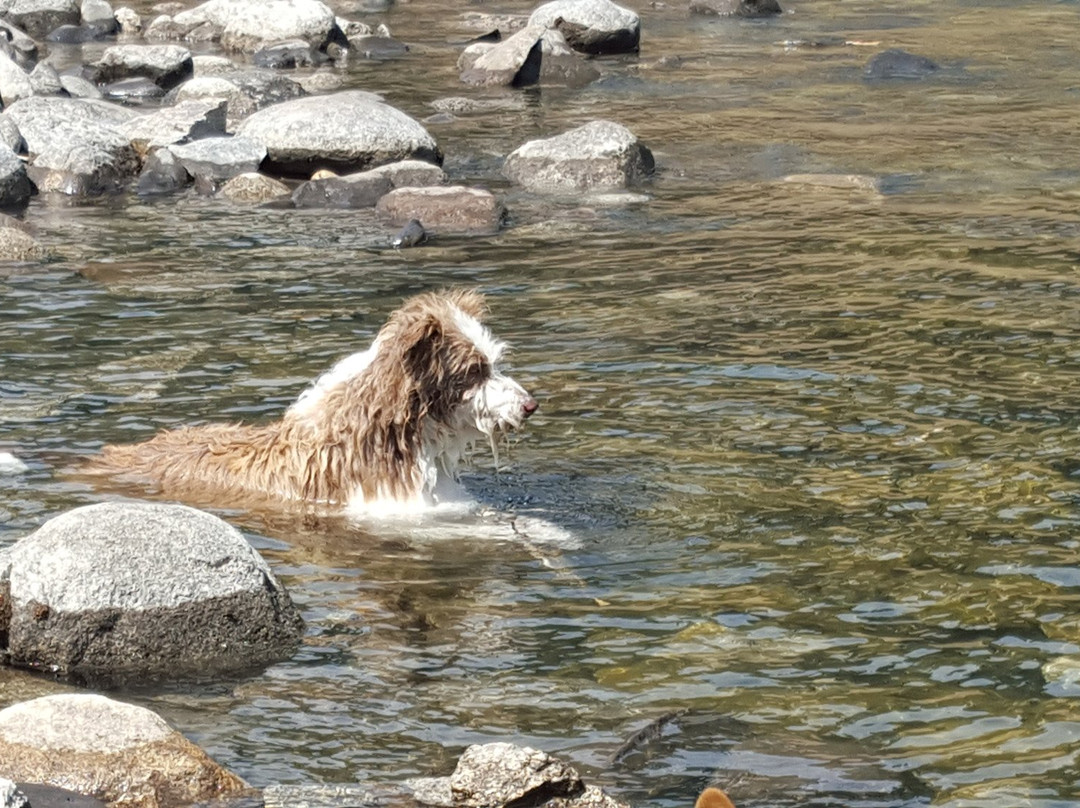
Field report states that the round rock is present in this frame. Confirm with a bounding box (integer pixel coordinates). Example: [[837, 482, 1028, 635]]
[[0, 694, 247, 808], [527, 0, 639, 55], [502, 120, 654, 192], [236, 90, 441, 176], [0, 501, 303, 679]]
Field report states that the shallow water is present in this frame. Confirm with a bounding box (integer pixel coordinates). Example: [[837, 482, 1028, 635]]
[[5, 1, 1080, 806]]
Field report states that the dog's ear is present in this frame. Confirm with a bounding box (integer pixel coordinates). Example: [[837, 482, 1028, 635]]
[[401, 312, 445, 377]]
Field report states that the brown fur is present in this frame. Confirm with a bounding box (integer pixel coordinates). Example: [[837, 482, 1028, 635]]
[[694, 787, 736, 808], [83, 289, 496, 509]]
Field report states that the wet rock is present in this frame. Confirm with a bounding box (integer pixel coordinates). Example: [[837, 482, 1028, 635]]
[[103, 76, 166, 102], [167, 0, 341, 53], [3, 0, 80, 40], [6, 96, 140, 195], [0, 779, 29, 808], [0, 227, 43, 260], [28, 62, 62, 95], [452, 743, 582, 806], [0, 20, 38, 69], [0, 143, 31, 207], [58, 73, 102, 98], [782, 172, 881, 192], [92, 43, 194, 90], [392, 218, 426, 247], [689, 0, 782, 17], [0, 51, 32, 106], [0, 501, 304, 679], [45, 22, 110, 42], [0, 694, 248, 808], [135, 148, 190, 195], [235, 90, 440, 176], [0, 452, 30, 472], [262, 784, 391, 808], [123, 97, 228, 152], [11, 783, 103, 808], [347, 33, 408, 60], [502, 120, 654, 192], [368, 158, 446, 188], [864, 48, 939, 80], [219, 171, 290, 203], [166, 134, 264, 180], [528, 0, 639, 55], [291, 169, 390, 208], [253, 38, 320, 68], [376, 185, 505, 235]]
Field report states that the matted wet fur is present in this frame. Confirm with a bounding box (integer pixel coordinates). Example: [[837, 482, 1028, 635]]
[[83, 289, 539, 514]]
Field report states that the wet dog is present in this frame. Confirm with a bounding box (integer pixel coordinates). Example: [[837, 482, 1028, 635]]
[[84, 289, 538, 515]]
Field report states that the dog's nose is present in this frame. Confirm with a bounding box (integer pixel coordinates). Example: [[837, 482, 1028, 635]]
[[522, 397, 539, 417]]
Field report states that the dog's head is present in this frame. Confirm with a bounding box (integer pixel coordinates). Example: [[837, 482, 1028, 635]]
[[393, 289, 538, 441]]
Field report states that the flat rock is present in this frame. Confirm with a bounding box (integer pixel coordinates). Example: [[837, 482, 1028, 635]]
[[450, 743, 583, 806], [689, 0, 782, 16], [376, 185, 504, 235], [2, 0, 79, 39], [5, 96, 141, 195], [0, 694, 247, 808], [219, 171, 290, 203], [527, 0, 639, 55], [168, 134, 265, 179], [170, 70, 306, 128], [93, 44, 194, 91], [0, 501, 303, 679], [124, 97, 228, 152], [235, 90, 440, 176], [502, 120, 654, 192]]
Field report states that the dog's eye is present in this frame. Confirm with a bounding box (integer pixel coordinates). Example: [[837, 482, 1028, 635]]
[[466, 362, 487, 385]]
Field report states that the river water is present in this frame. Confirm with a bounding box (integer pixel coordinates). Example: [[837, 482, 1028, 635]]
[[4, 1, 1080, 806]]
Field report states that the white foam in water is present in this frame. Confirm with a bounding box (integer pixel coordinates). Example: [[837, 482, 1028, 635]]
[[0, 452, 28, 475]]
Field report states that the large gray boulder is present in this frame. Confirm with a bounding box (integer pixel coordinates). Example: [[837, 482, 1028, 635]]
[[0, 694, 247, 808], [502, 120, 654, 192], [5, 96, 141, 194], [375, 185, 505, 235], [527, 0, 639, 55], [92, 44, 194, 91], [0, 501, 303, 679], [168, 134, 266, 180], [2, 0, 79, 38], [166, 0, 341, 52], [236, 90, 440, 176], [0, 142, 32, 207]]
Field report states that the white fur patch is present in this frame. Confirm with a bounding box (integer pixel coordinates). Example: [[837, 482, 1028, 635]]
[[452, 308, 505, 366], [288, 339, 381, 418]]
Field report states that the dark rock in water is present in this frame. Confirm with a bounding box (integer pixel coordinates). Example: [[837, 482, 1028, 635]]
[[690, 0, 781, 16], [103, 76, 166, 102], [45, 22, 113, 42], [392, 218, 426, 248], [135, 148, 190, 196], [466, 28, 501, 45], [15, 782, 106, 808], [253, 39, 321, 69], [291, 171, 391, 208], [348, 34, 409, 60], [865, 48, 939, 80]]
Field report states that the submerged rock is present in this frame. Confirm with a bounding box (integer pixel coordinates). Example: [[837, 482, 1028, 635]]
[[0, 501, 303, 680], [502, 120, 654, 192], [376, 185, 505, 235], [527, 0, 639, 55], [0, 694, 248, 808], [235, 90, 440, 176], [689, 0, 782, 16], [864, 48, 939, 80]]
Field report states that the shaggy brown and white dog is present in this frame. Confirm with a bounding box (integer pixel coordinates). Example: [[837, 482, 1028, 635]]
[[84, 289, 538, 515]]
